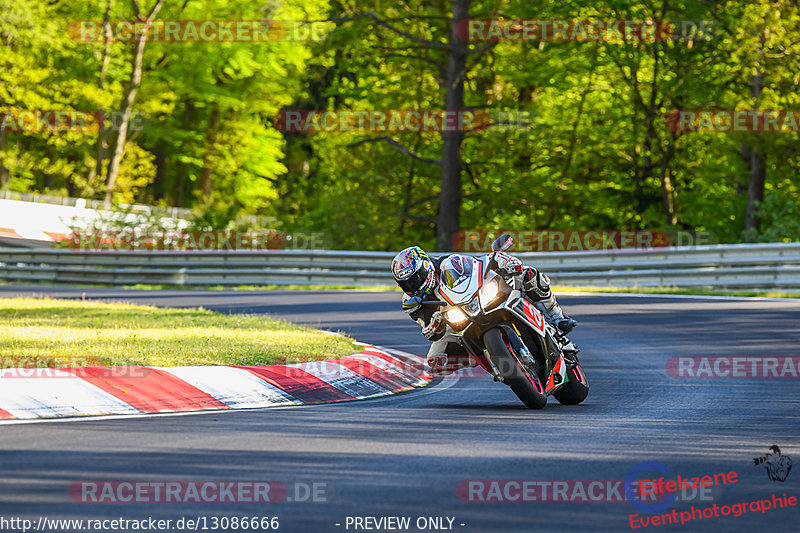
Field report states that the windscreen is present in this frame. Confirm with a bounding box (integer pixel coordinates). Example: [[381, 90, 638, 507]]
[[441, 255, 474, 291]]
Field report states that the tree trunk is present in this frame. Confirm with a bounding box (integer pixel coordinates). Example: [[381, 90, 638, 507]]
[[153, 145, 166, 201], [43, 147, 54, 190], [87, 0, 114, 188], [0, 129, 8, 187], [104, 0, 165, 208], [744, 31, 766, 235], [745, 148, 766, 234], [200, 104, 221, 204], [174, 100, 194, 207], [660, 131, 678, 225], [744, 83, 766, 234], [436, 0, 469, 251], [638, 36, 663, 215]]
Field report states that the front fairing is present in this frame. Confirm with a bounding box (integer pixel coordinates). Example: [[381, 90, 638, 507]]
[[438, 256, 482, 305]]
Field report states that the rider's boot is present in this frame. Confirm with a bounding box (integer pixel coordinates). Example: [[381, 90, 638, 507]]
[[533, 293, 577, 334], [521, 268, 577, 334]]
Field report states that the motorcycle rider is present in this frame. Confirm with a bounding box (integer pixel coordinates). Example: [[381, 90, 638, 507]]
[[391, 246, 576, 374]]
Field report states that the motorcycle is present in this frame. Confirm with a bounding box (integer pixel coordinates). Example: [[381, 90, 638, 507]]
[[409, 234, 589, 409]]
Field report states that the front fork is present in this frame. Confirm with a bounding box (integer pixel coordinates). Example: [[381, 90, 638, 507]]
[[503, 325, 573, 395], [513, 323, 573, 395], [483, 325, 538, 384]]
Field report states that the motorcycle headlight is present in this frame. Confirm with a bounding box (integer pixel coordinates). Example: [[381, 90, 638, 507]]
[[444, 307, 469, 327], [479, 279, 501, 308], [463, 294, 481, 316]]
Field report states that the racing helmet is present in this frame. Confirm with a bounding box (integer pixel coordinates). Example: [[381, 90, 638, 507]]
[[391, 246, 438, 296]]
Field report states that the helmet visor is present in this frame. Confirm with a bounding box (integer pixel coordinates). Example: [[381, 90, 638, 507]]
[[397, 267, 431, 295]]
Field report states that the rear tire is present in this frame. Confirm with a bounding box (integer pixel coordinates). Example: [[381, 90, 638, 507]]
[[483, 328, 547, 409], [553, 363, 589, 405]]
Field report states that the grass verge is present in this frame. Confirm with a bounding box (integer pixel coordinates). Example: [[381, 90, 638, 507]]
[[0, 297, 360, 368], [125, 283, 797, 298], [4, 280, 796, 298]]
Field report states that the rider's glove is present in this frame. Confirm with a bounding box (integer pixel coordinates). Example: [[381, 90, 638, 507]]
[[402, 297, 422, 316], [427, 353, 449, 375], [422, 310, 445, 340], [495, 251, 523, 276]]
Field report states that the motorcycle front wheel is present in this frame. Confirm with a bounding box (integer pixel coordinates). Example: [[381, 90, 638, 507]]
[[483, 327, 548, 409], [553, 362, 589, 405]]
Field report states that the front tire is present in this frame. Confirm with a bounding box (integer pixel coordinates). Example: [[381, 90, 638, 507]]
[[553, 363, 589, 405], [483, 328, 547, 409]]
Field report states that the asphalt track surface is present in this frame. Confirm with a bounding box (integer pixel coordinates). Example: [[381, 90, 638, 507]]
[[0, 286, 799, 533]]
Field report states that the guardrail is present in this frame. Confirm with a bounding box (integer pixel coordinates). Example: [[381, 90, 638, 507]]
[[0, 243, 799, 289]]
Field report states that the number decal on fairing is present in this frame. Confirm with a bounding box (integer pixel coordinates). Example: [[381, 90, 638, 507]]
[[520, 300, 545, 335]]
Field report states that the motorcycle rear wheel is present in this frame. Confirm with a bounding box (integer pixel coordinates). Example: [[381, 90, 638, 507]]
[[483, 327, 548, 409]]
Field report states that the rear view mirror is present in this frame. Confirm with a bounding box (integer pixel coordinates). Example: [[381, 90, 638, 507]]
[[492, 234, 514, 252]]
